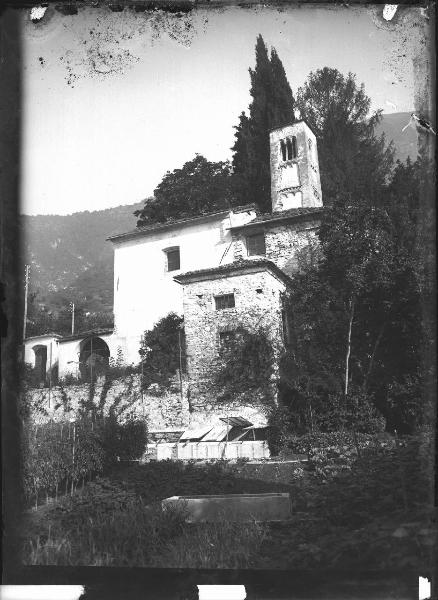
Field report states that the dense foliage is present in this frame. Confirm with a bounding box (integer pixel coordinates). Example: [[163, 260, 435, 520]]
[[22, 413, 147, 509], [23, 473, 266, 568], [23, 441, 434, 570], [139, 313, 185, 390], [232, 35, 295, 212], [212, 327, 276, 407], [272, 69, 435, 435], [296, 67, 393, 203], [134, 155, 236, 227]]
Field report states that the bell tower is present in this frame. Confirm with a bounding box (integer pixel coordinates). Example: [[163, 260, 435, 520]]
[[269, 120, 322, 212]]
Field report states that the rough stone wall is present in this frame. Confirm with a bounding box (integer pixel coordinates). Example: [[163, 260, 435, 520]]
[[265, 223, 320, 277], [22, 374, 270, 430], [23, 375, 190, 431], [232, 221, 320, 278], [181, 269, 286, 422]]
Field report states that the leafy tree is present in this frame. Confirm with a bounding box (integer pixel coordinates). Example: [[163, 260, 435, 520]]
[[280, 155, 432, 433], [134, 155, 235, 227], [275, 70, 434, 434], [139, 313, 185, 389], [232, 35, 295, 213], [296, 67, 393, 204]]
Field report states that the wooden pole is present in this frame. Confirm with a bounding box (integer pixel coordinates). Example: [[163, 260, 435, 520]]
[[71, 302, 75, 335], [344, 298, 355, 397], [48, 341, 52, 408], [22, 264, 29, 341]]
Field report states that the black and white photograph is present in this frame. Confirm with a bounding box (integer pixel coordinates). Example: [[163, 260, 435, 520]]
[[1, 0, 436, 592]]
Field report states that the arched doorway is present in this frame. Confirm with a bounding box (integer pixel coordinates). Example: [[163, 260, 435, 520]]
[[79, 336, 110, 381], [32, 345, 47, 386]]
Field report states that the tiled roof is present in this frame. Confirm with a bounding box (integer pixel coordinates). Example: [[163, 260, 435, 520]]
[[24, 333, 62, 342], [59, 328, 114, 343], [269, 118, 317, 137], [228, 206, 325, 231], [107, 204, 258, 243], [173, 258, 293, 287]]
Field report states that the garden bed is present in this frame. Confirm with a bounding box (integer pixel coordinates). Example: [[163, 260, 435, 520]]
[[21, 440, 435, 570]]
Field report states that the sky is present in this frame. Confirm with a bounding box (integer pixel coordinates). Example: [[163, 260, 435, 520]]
[[21, 5, 426, 216]]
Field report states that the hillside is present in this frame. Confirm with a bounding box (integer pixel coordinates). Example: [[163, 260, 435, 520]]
[[21, 113, 417, 324], [21, 201, 144, 315]]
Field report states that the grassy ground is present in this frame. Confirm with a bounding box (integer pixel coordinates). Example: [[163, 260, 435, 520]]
[[21, 455, 435, 569]]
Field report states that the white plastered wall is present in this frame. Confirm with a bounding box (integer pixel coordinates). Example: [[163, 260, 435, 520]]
[[110, 210, 256, 365]]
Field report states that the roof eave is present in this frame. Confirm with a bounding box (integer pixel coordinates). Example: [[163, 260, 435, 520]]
[[107, 208, 249, 244], [269, 119, 318, 138], [228, 208, 325, 232], [58, 328, 114, 343], [174, 260, 292, 288]]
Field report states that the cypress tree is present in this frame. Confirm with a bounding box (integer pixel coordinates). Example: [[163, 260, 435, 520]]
[[232, 35, 295, 213]]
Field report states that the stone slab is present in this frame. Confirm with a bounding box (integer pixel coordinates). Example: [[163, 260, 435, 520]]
[[162, 492, 292, 523]]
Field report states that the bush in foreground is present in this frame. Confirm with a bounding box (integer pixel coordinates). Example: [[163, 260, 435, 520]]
[[22, 479, 265, 567]]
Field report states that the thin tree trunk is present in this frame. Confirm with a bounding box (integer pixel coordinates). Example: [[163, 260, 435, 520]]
[[362, 323, 385, 394], [309, 398, 314, 433], [352, 429, 362, 460], [344, 298, 355, 397]]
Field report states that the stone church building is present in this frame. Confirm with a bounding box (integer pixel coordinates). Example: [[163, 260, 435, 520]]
[[108, 119, 323, 366], [24, 119, 324, 458]]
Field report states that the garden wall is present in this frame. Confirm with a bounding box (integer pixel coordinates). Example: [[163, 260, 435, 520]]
[[23, 374, 269, 431]]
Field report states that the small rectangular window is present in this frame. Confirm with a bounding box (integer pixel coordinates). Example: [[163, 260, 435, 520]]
[[280, 139, 287, 161], [247, 233, 266, 256], [215, 294, 235, 310], [165, 247, 180, 272], [291, 136, 297, 159]]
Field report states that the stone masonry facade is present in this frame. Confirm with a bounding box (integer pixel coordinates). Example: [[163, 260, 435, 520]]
[[231, 218, 320, 277], [25, 373, 270, 431], [176, 264, 289, 423], [270, 120, 322, 212]]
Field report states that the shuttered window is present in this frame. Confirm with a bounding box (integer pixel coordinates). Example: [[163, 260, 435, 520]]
[[247, 233, 266, 256], [165, 248, 180, 272], [214, 294, 235, 310]]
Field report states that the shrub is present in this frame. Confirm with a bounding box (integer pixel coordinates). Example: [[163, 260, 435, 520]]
[[118, 419, 148, 461], [22, 410, 148, 508], [139, 313, 185, 389], [22, 477, 265, 568], [212, 327, 276, 406], [58, 373, 80, 387], [97, 410, 148, 466]]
